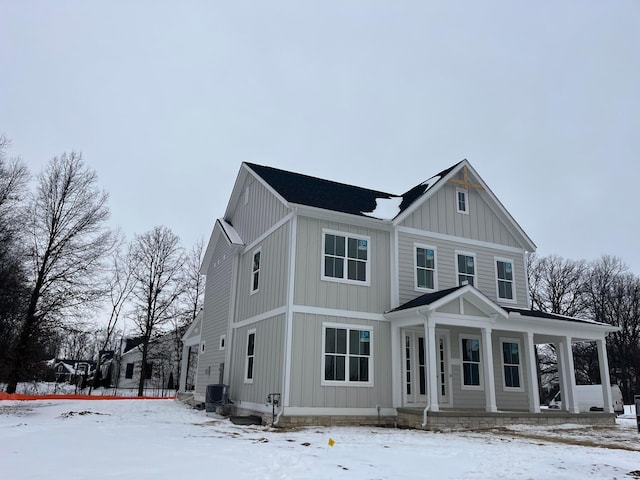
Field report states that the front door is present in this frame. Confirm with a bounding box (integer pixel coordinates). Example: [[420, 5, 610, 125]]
[[403, 332, 427, 404]]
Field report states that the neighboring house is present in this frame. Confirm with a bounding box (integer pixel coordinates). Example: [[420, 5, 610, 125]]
[[118, 331, 181, 392], [190, 160, 617, 427], [53, 359, 95, 385], [179, 310, 203, 393]]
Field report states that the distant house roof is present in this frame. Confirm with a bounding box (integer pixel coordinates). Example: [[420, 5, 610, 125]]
[[245, 161, 460, 221]]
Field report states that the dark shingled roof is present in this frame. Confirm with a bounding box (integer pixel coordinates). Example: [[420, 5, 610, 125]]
[[389, 286, 465, 312], [503, 307, 606, 326], [245, 161, 463, 220]]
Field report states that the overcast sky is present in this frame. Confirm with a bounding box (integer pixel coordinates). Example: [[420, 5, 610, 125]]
[[2, 1, 639, 275]]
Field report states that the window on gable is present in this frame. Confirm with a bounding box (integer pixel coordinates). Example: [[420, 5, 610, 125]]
[[456, 188, 468, 214], [501, 340, 522, 389], [461, 337, 481, 388], [251, 248, 261, 294], [323, 325, 372, 385], [245, 330, 255, 382], [457, 253, 476, 286], [496, 259, 514, 301], [415, 246, 436, 290], [322, 231, 370, 284], [125, 363, 134, 379]]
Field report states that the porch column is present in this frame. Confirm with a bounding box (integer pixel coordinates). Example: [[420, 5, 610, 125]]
[[424, 316, 439, 412], [178, 345, 190, 392], [525, 332, 540, 413], [390, 323, 402, 408], [559, 337, 579, 413], [596, 338, 613, 413], [481, 327, 497, 413]]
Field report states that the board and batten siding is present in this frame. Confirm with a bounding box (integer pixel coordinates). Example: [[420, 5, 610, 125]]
[[195, 240, 235, 398], [234, 222, 289, 322], [397, 231, 528, 308], [294, 216, 391, 313], [400, 182, 521, 249], [229, 315, 285, 406], [445, 326, 530, 411], [288, 313, 392, 408], [228, 171, 290, 246]]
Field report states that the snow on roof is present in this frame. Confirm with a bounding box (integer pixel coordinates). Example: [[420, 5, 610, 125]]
[[218, 218, 243, 246], [362, 196, 403, 220]]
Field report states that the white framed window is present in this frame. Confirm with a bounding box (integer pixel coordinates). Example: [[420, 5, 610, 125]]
[[414, 244, 437, 291], [456, 188, 469, 214], [244, 329, 256, 383], [250, 248, 261, 294], [456, 251, 476, 286], [495, 257, 516, 302], [460, 335, 483, 390], [321, 230, 371, 285], [322, 323, 373, 386], [219, 334, 226, 351], [200, 341, 206, 354], [500, 338, 523, 391]]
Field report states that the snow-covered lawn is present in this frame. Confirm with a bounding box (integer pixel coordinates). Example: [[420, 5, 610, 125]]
[[1, 399, 638, 480]]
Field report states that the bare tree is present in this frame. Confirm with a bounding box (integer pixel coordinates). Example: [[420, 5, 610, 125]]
[[129, 226, 185, 396], [4, 153, 116, 393]]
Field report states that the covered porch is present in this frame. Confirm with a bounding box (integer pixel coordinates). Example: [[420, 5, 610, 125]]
[[385, 285, 617, 427]]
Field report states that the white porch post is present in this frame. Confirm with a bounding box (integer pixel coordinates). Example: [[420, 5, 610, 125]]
[[425, 315, 439, 412], [596, 338, 614, 413], [391, 323, 402, 408], [178, 344, 190, 392], [525, 332, 540, 413], [559, 337, 579, 413], [481, 327, 497, 413]]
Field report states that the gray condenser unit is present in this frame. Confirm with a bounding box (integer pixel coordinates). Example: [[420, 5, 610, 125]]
[[205, 384, 229, 412]]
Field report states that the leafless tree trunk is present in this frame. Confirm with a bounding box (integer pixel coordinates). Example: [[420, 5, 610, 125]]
[[129, 226, 185, 397], [4, 153, 115, 393]]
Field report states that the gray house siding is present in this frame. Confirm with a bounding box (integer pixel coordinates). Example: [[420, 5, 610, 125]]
[[234, 222, 289, 322], [229, 172, 289, 246], [400, 182, 521, 249], [289, 312, 392, 408], [448, 326, 487, 409], [229, 315, 285, 406], [294, 216, 391, 313], [397, 231, 528, 308], [196, 241, 234, 398]]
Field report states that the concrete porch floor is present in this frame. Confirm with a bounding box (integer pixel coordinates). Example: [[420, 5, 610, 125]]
[[396, 407, 617, 431]]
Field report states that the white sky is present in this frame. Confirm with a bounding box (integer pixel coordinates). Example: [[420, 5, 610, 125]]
[[1, 1, 639, 273]]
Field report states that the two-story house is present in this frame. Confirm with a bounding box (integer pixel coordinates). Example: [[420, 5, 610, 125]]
[[189, 160, 617, 429]]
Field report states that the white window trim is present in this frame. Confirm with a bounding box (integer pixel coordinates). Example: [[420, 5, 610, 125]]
[[219, 334, 226, 351], [500, 337, 524, 392], [494, 256, 517, 304], [460, 334, 483, 391], [321, 229, 371, 286], [250, 247, 261, 295], [414, 243, 438, 292], [321, 321, 374, 387], [244, 329, 256, 384], [455, 250, 477, 287], [456, 188, 469, 215]]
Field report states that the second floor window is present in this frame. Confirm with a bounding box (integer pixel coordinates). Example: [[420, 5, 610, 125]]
[[457, 253, 475, 286], [323, 231, 369, 284], [251, 248, 261, 294], [415, 246, 435, 290], [496, 259, 514, 301]]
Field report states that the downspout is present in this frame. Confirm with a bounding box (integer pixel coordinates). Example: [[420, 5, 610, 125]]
[[418, 309, 432, 428]]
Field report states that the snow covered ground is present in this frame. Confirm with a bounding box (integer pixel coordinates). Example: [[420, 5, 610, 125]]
[[1, 399, 638, 480]]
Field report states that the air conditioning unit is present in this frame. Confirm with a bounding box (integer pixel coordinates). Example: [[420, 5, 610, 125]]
[[205, 384, 229, 412]]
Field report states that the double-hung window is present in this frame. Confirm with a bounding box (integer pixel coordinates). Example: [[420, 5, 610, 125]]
[[461, 336, 482, 388], [322, 230, 370, 284], [495, 258, 515, 301], [323, 324, 372, 386], [245, 329, 255, 383], [415, 245, 436, 291], [501, 339, 522, 390], [250, 248, 261, 294], [456, 252, 476, 286]]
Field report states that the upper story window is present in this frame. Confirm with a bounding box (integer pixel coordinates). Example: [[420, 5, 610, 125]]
[[322, 230, 370, 285], [415, 244, 436, 291], [322, 324, 372, 386], [456, 252, 476, 286], [456, 188, 468, 214], [250, 248, 261, 294], [495, 258, 515, 302]]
